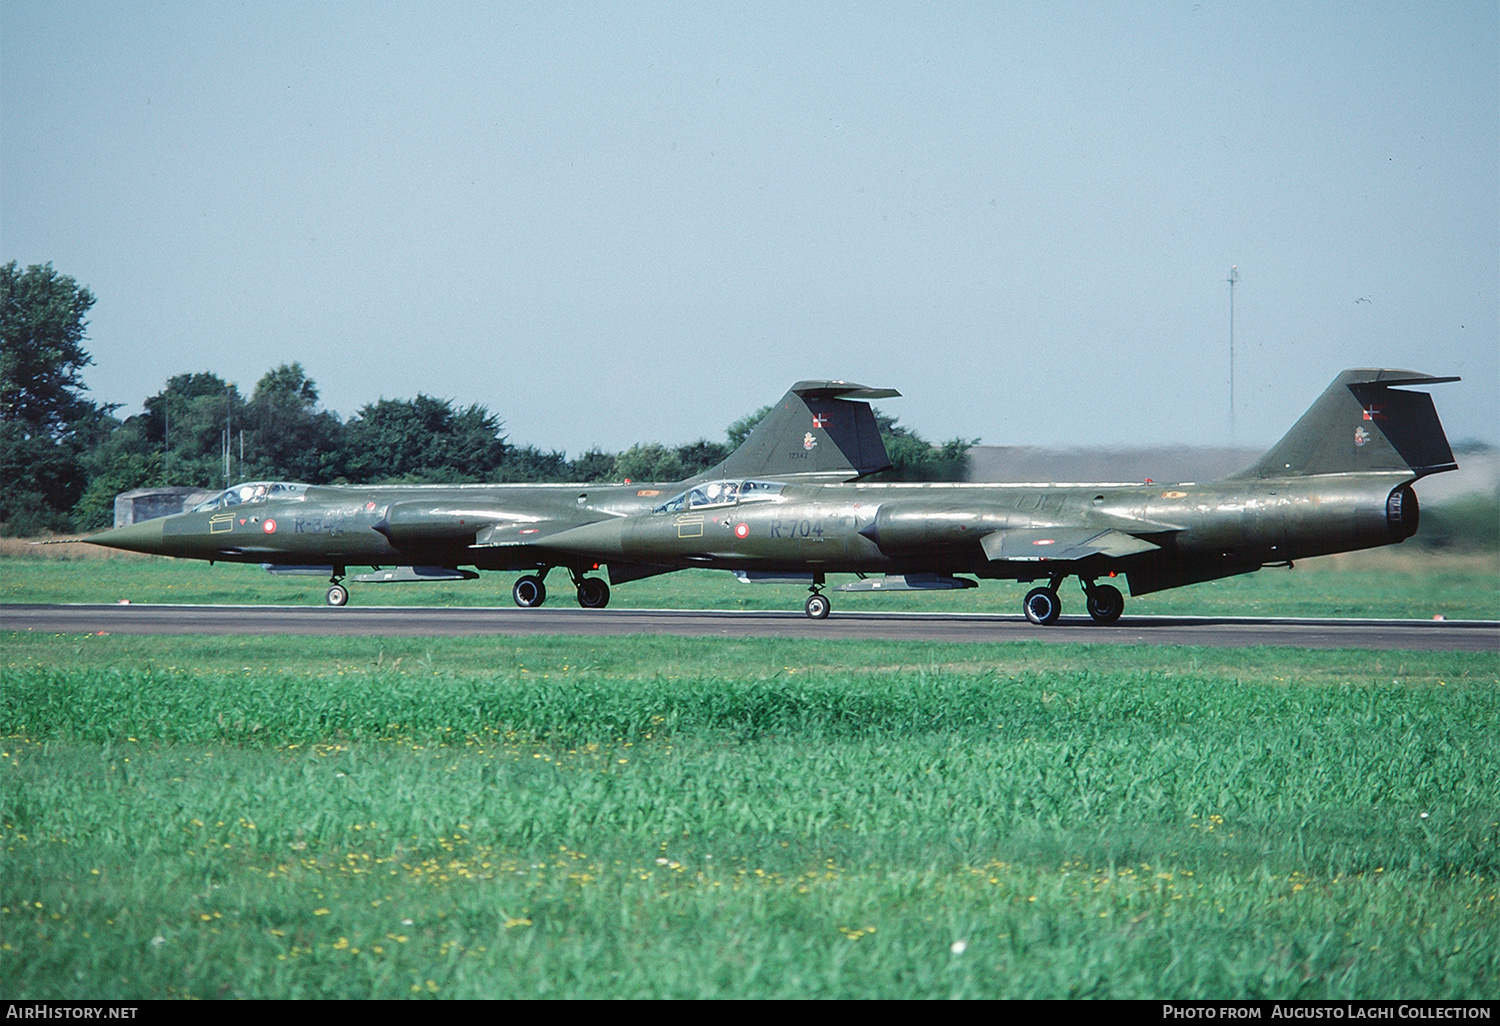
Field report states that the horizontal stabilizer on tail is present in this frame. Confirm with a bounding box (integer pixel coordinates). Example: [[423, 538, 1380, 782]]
[[789, 381, 902, 400]]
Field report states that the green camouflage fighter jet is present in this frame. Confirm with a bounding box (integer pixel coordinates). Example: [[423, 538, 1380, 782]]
[[535, 369, 1460, 622], [84, 381, 901, 607]]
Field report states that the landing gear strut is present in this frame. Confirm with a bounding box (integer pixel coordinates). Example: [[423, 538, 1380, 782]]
[[804, 573, 830, 619]]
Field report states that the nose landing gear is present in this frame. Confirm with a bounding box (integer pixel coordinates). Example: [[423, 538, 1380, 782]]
[[326, 565, 349, 607], [804, 573, 831, 619]]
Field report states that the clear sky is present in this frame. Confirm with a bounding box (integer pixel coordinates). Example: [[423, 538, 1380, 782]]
[[3, 1, 1495, 456]]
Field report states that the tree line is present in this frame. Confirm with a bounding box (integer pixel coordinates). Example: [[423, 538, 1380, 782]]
[[2, 262, 973, 535]]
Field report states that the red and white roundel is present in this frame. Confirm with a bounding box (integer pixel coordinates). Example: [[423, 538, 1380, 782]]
[[263, 519, 277, 534], [734, 522, 749, 539]]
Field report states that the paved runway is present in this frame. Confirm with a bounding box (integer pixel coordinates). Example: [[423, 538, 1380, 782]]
[[2, 603, 1495, 651]]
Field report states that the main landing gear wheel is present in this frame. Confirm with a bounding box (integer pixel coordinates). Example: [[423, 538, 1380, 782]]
[[1086, 583, 1124, 624], [513, 575, 547, 608], [576, 577, 610, 609], [325, 583, 349, 607], [1023, 587, 1061, 625], [804, 592, 831, 619]]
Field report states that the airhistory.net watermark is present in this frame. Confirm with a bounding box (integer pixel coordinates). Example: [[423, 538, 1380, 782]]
[[4, 1008, 137, 1020]]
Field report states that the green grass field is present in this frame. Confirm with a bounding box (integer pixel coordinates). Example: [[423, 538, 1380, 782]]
[[3, 541, 1497, 620], [2, 630, 1497, 999]]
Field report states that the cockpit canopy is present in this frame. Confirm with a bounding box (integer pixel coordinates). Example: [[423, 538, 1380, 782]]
[[652, 479, 785, 514], [189, 481, 309, 512]]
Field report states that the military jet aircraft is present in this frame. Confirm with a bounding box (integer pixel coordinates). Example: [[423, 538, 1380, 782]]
[[85, 380, 902, 607], [533, 369, 1459, 623]]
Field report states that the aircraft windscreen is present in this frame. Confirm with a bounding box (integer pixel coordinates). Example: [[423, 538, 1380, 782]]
[[652, 480, 784, 514], [190, 481, 309, 512], [740, 480, 785, 500]]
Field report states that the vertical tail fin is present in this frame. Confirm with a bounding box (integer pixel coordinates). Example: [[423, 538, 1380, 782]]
[[1230, 369, 1459, 480], [704, 380, 899, 482]]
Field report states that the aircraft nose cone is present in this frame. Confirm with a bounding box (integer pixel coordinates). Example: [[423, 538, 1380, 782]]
[[85, 518, 167, 555]]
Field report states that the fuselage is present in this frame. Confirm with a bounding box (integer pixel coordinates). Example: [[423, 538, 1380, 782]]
[[89, 479, 683, 573], [538, 472, 1420, 595]]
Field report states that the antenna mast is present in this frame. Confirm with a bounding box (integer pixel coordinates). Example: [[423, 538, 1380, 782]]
[[224, 384, 234, 487], [1227, 266, 1239, 445]]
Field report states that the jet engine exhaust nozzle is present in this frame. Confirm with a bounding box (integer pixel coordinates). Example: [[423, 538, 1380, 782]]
[[1386, 484, 1419, 542]]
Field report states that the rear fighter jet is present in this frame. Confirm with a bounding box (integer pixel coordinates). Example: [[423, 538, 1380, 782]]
[[534, 369, 1460, 622], [85, 381, 901, 607]]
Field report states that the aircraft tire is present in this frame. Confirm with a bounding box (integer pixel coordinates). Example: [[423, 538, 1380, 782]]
[[1086, 584, 1124, 624], [325, 584, 349, 607], [804, 593, 831, 619], [513, 575, 547, 608], [1023, 587, 1061, 625], [576, 577, 610, 609]]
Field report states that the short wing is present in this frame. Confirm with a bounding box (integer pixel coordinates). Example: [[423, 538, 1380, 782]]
[[472, 519, 597, 548], [980, 527, 1161, 562]]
